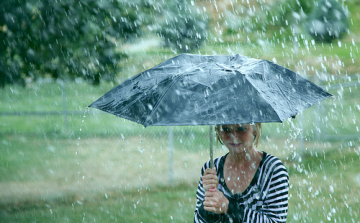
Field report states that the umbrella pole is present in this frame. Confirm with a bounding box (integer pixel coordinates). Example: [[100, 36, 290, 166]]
[[209, 125, 214, 169]]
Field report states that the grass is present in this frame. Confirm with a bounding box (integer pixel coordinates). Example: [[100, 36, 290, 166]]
[[1, 78, 359, 141], [286, 147, 360, 222], [0, 183, 197, 223], [1, 134, 359, 222], [1, 1, 360, 222]]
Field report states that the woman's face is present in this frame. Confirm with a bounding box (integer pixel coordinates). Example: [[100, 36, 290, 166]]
[[218, 124, 255, 154]]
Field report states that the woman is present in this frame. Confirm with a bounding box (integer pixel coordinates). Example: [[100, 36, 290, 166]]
[[194, 123, 289, 222]]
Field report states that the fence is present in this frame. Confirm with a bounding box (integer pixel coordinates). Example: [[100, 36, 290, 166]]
[[1, 76, 359, 185], [2, 76, 359, 140]]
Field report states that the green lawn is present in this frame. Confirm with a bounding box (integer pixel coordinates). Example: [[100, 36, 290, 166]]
[[1, 135, 359, 222], [1, 1, 360, 222]]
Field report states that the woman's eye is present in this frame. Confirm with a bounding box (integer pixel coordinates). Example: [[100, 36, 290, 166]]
[[237, 127, 246, 132], [222, 127, 231, 132]]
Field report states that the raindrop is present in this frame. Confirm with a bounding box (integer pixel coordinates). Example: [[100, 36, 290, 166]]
[[191, 120, 198, 125], [308, 186, 313, 192]]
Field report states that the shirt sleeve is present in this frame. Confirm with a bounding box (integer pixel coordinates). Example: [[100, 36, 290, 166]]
[[226, 158, 289, 223], [194, 161, 223, 223]]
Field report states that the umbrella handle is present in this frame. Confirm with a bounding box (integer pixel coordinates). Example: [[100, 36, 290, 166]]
[[209, 126, 214, 169]]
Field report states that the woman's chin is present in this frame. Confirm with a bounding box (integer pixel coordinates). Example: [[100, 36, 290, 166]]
[[227, 144, 245, 153], [226, 143, 253, 154]]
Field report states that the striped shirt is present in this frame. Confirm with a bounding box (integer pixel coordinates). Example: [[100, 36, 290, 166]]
[[194, 152, 289, 223]]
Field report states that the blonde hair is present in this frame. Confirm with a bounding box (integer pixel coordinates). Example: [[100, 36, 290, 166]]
[[215, 123, 262, 148]]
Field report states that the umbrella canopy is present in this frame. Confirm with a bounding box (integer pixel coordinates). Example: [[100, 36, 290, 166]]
[[89, 53, 332, 127]]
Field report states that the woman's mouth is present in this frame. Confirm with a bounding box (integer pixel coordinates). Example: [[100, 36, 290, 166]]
[[229, 143, 241, 147]]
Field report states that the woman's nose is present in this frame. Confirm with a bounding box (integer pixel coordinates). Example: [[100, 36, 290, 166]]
[[229, 131, 238, 139]]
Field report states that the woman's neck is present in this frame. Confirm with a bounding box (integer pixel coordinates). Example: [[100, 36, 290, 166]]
[[226, 148, 262, 168]]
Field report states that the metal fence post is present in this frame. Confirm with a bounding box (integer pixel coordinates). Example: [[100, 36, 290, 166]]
[[168, 126, 174, 186], [60, 80, 69, 133]]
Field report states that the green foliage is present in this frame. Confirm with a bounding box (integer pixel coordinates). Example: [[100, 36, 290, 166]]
[[128, 0, 164, 27], [223, 0, 314, 35], [156, 0, 209, 52], [0, 0, 142, 87], [306, 0, 349, 43], [265, 0, 314, 27]]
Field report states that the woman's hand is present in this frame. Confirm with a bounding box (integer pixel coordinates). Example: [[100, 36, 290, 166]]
[[202, 168, 218, 191], [203, 188, 229, 214]]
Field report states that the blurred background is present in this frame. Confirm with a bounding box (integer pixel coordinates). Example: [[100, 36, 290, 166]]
[[1, 0, 359, 222]]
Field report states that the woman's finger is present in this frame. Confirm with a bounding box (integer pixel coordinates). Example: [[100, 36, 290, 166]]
[[205, 191, 216, 197], [203, 183, 217, 190], [202, 174, 217, 181], [202, 178, 217, 184], [204, 168, 217, 175], [204, 205, 214, 211]]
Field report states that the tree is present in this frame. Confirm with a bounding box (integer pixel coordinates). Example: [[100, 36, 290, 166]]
[[221, 0, 314, 39], [155, 0, 209, 53], [0, 0, 141, 87], [306, 0, 349, 43]]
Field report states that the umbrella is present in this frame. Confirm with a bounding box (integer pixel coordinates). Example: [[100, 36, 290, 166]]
[[89, 53, 332, 167]]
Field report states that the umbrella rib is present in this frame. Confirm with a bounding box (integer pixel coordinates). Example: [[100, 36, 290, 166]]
[[239, 71, 284, 122], [274, 82, 295, 116], [143, 62, 207, 126]]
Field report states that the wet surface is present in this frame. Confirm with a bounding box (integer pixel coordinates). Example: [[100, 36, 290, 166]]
[[90, 54, 332, 127]]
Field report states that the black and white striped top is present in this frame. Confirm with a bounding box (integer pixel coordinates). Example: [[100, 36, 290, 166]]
[[194, 152, 289, 223]]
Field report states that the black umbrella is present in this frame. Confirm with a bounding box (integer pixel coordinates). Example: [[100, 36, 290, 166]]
[[89, 53, 332, 167]]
